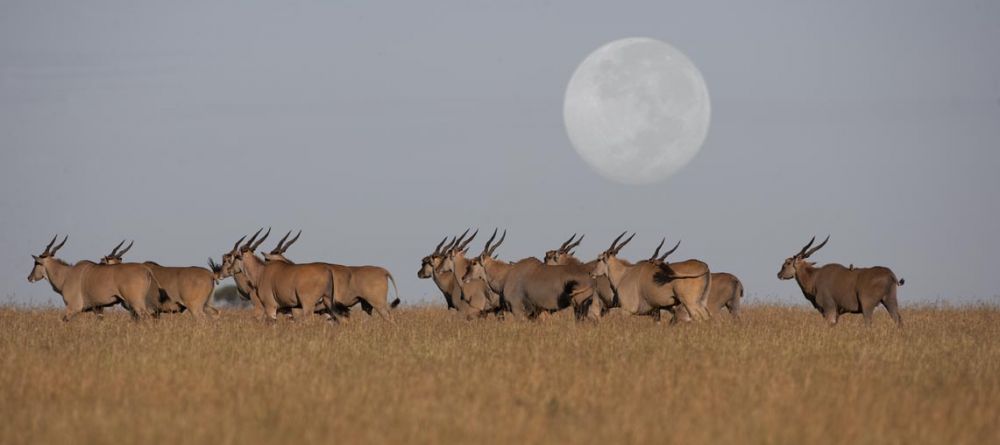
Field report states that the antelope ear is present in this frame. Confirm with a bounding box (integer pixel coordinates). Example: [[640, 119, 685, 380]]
[[31, 255, 39, 261]]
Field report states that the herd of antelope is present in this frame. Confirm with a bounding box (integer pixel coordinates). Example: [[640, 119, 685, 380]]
[[27, 227, 905, 326]]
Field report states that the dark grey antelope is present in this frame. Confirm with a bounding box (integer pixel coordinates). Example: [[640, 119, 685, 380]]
[[778, 236, 903, 326]]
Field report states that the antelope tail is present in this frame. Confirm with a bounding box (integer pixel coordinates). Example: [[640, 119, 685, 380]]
[[145, 271, 163, 315], [656, 262, 711, 279], [700, 269, 711, 308], [325, 270, 336, 311], [386, 272, 401, 308]]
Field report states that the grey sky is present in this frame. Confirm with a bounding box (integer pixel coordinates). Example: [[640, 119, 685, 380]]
[[2, 0, 998, 306]]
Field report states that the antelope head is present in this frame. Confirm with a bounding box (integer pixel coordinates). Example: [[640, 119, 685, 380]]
[[230, 227, 270, 274], [418, 233, 459, 279], [218, 234, 247, 279], [465, 228, 506, 281], [261, 230, 301, 263], [475, 228, 505, 264], [438, 229, 479, 276], [465, 256, 489, 284], [207, 257, 224, 282], [778, 235, 829, 280], [99, 239, 133, 265], [544, 233, 583, 265], [590, 231, 635, 279], [28, 235, 67, 282], [645, 237, 681, 265], [466, 229, 507, 276]]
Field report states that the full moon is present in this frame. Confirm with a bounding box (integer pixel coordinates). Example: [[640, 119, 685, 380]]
[[563, 37, 711, 185]]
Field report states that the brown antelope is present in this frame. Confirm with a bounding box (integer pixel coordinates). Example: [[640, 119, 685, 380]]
[[465, 229, 545, 316], [27, 235, 159, 321], [216, 231, 311, 319], [640, 239, 744, 322], [672, 273, 743, 322], [207, 257, 224, 283], [591, 233, 712, 322], [216, 234, 266, 318], [417, 235, 456, 307], [229, 229, 335, 321], [543, 234, 618, 319], [646, 238, 743, 323], [99, 240, 219, 319], [778, 236, 903, 326], [438, 231, 502, 318], [99, 241, 182, 314], [469, 231, 593, 319], [418, 229, 479, 314], [260, 230, 401, 321]]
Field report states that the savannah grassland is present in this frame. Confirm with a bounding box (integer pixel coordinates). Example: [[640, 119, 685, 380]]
[[1, 305, 998, 445]]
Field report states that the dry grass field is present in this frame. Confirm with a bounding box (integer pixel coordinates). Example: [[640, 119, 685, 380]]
[[1, 304, 998, 445]]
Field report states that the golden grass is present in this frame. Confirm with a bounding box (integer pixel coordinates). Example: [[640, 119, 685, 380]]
[[1, 305, 998, 445]]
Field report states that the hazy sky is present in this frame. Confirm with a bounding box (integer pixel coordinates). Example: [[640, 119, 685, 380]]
[[2, 0, 998, 307]]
